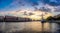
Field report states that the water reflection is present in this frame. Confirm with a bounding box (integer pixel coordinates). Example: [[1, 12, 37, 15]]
[[0, 21, 60, 33]]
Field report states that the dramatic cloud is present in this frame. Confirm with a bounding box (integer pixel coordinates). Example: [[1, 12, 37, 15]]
[[0, 0, 60, 16], [39, 7, 51, 12], [42, 0, 60, 6]]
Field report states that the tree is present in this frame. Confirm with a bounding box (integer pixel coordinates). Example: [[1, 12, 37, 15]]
[[46, 16, 53, 21], [56, 16, 60, 20]]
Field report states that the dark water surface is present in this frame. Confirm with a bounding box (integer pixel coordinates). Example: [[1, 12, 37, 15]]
[[0, 21, 60, 33]]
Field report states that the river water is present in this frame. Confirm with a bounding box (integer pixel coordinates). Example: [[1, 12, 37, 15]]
[[0, 21, 60, 33]]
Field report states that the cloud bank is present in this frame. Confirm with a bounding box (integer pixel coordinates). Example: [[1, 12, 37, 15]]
[[0, 0, 60, 15]]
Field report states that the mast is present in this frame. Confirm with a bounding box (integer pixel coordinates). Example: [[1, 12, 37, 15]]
[[41, 12, 44, 33], [41, 12, 44, 20]]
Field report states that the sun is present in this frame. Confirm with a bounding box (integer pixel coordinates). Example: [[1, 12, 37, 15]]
[[23, 11, 53, 20], [5, 9, 53, 20]]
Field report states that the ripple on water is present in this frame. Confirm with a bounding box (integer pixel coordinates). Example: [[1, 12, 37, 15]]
[[0, 21, 59, 33]]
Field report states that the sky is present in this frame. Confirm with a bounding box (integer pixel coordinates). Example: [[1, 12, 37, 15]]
[[0, 0, 60, 18]]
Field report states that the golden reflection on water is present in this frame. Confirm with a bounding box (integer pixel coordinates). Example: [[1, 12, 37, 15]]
[[5, 21, 51, 32], [25, 22, 51, 32]]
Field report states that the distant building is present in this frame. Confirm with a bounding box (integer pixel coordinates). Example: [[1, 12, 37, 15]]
[[4, 16, 32, 22], [0, 16, 4, 21], [0, 16, 4, 20], [54, 14, 60, 18], [4, 16, 18, 22]]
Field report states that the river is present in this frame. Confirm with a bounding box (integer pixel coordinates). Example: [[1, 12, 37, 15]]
[[0, 21, 60, 33]]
